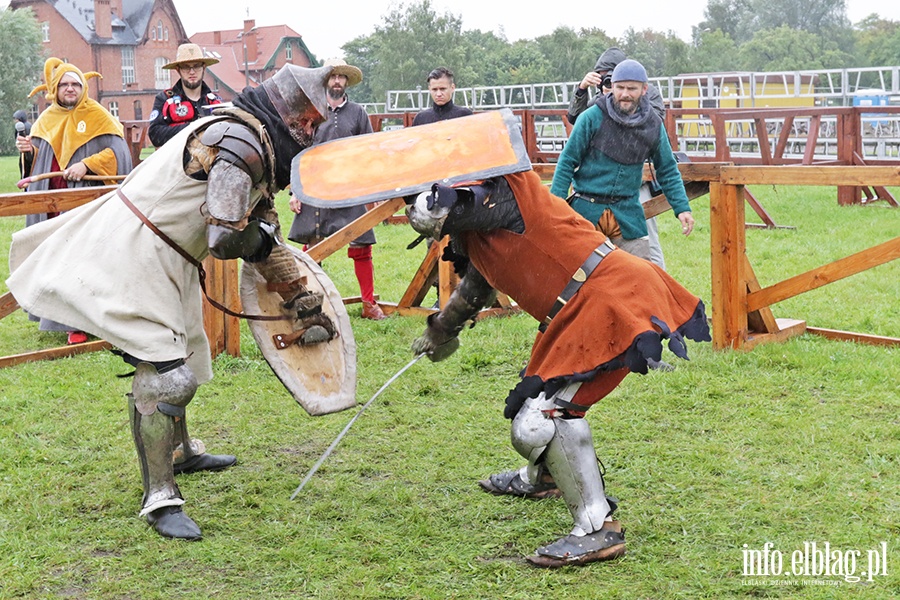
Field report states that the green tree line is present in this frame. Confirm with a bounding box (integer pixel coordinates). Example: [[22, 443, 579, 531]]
[[0, 8, 45, 155], [342, 0, 899, 103], [2, 0, 898, 125]]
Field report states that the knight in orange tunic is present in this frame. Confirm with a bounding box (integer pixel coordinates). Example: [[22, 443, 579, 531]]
[[407, 169, 710, 567]]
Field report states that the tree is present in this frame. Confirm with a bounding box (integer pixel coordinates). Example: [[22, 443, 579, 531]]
[[690, 30, 741, 73], [620, 28, 690, 77], [699, 0, 852, 45], [853, 15, 900, 68], [0, 8, 44, 155], [737, 25, 850, 71], [342, 1, 469, 104], [534, 26, 617, 83], [698, 0, 754, 43]]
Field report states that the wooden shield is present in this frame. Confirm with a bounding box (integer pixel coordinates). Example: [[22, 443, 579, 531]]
[[240, 246, 356, 416], [291, 108, 531, 208]]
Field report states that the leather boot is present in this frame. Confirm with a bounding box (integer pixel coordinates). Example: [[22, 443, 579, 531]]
[[174, 453, 237, 475], [146, 506, 202, 540], [361, 301, 387, 320]]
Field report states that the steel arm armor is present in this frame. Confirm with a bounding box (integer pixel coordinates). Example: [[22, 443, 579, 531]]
[[411, 266, 496, 361]]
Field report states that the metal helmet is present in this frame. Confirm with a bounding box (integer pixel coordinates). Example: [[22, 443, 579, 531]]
[[262, 64, 331, 145]]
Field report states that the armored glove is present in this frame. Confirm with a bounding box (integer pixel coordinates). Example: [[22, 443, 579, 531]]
[[241, 219, 278, 263], [411, 313, 460, 362]]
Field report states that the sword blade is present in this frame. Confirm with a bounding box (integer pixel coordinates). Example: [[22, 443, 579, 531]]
[[290, 353, 425, 500]]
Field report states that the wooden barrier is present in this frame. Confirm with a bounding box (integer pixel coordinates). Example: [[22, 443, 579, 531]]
[[0, 185, 240, 368], [710, 165, 900, 350]]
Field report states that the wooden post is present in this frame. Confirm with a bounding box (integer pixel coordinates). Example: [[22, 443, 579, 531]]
[[201, 257, 241, 358], [836, 110, 862, 205], [709, 181, 747, 350]]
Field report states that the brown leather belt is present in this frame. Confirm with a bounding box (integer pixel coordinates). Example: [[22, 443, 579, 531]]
[[117, 189, 288, 322], [539, 240, 616, 333]]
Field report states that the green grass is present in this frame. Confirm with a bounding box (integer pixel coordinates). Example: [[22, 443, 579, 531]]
[[1, 156, 898, 598]]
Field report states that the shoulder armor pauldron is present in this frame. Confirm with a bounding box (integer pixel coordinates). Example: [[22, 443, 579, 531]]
[[200, 121, 266, 185]]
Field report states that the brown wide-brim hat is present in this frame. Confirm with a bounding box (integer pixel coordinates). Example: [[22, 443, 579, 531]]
[[163, 43, 219, 70], [322, 58, 363, 87]]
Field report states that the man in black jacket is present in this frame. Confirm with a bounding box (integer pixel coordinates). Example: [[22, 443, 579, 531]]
[[148, 44, 222, 148], [412, 67, 472, 126]]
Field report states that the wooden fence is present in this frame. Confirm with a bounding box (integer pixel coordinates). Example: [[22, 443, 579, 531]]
[[2, 109, 898, 369], [0, 185, 239, 367]]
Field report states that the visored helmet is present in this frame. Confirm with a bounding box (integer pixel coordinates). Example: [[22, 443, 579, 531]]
[[262, 64, 331, 145]]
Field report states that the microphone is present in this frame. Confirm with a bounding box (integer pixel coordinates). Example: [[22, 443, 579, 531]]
[[15, 120, 25, 140]]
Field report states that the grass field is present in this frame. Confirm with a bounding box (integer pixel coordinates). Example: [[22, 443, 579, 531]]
[[0, 154, 898, 599]]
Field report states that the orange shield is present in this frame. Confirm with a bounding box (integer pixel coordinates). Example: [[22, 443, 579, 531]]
[[291, 108, 530, 207]]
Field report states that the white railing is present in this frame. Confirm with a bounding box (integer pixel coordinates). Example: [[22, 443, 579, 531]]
[[376, 65, 900, 113]]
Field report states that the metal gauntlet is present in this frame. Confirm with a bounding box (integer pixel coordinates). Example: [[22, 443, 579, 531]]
[[411, 267, 496, 361]]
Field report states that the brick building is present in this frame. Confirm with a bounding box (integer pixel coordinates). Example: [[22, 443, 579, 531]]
[[191, 20, 319, 101], [10, 0, 188, 122], [10, 1, 319, 121]]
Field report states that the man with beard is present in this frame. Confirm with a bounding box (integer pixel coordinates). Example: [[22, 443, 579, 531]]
[[288, 58, 386, 320], [565, 48, 668, 271], [148, 44, 222, 148], [551, 59, 693, 262], [8, 63, 336, 540], [15, 58, 132, 344]]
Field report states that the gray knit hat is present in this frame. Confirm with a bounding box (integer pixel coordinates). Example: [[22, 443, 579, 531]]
[[611, 59, 648, 83], [594, 47, 627, 72]]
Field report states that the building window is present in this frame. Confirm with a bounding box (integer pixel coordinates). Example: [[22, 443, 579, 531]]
[[151, 28, 156, 41], [155, 57, 170, 89], [134, 100, 143, 121], [285, 42, 292, 60], [156, 20, 163, 41], [41, 22, 49, 42], [164, 27, 169, 42], [108, 101, 119, 118], [122, 47, 135, 85]]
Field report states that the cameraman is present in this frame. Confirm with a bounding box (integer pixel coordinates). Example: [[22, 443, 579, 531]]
[[566, 47, 664, 126]]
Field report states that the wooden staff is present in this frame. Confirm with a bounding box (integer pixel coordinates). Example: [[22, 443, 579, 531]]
[[17, 171, 127, 189]]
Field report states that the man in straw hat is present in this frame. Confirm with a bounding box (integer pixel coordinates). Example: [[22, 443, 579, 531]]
[[148, 43, 222, 148], [15, 57, 132, 344], [8, 62, 338, 540], [288, 58, 387, 320]]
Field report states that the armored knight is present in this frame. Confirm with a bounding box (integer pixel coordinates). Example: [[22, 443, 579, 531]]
[[406, 170, 711, 567], [7, 64, 337, 540]]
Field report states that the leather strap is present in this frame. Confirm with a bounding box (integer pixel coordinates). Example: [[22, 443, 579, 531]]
[[539, 240, 616, 333], [117, 189, 289, 322]]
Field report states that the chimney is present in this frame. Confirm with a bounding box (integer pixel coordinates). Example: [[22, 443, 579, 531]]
[[109, 0, 122, 19], [243, 19, 257, 63], [213, 31, 221, 45], [94, 0, 111, 38]]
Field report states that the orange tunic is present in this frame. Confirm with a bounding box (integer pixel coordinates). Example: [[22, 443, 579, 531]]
[[460, 170, 710, 414]]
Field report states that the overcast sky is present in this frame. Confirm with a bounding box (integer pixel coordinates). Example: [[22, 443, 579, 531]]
[[170, 0, 899, 61], [0, 0, 893, 63]]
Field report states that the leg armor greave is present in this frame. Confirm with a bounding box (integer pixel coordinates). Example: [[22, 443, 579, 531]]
[[128, 361, 198, 516], [544, 417, 612, 536], [510, 386, 612, 536], [510, 393, 557, 485]]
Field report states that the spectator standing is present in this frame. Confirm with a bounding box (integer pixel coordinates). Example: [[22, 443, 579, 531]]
[[148, 43, 222, 148], [566, 48, 668, 269], [551, 60, 693, 263], [15, 57, 132, 344], [411, 67, 472, 126], [288, 58, 386, 320]]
